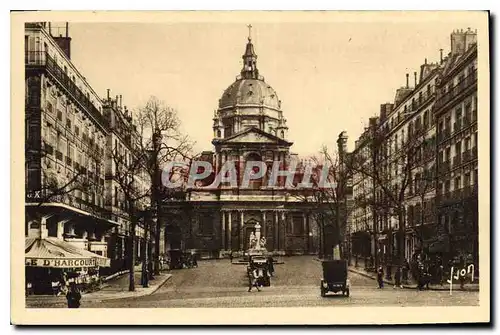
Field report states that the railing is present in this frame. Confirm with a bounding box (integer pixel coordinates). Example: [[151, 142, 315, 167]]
[[435, 69, 477, 110], [410, 91, 435, 112], [438, 128, 451, 143], [25, 51, 107, 130]]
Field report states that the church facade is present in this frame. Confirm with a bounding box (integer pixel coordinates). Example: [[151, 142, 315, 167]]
[[161, 32, 331, 258]]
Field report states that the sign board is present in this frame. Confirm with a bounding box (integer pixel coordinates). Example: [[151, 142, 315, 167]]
[[25, 258, 97, 268]]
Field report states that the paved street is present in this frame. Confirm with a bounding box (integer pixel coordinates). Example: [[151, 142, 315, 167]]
[[81, 256, 478, 308]]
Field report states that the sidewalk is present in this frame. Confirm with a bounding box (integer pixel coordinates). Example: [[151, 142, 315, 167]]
[[348, 257, 479, 292], [26, 266, 172, 308]]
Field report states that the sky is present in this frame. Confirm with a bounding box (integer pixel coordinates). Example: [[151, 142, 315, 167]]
[[60, 18, 479, 156]]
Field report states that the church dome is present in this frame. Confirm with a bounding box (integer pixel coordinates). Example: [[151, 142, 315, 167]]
[[219, 78, 280, 110]]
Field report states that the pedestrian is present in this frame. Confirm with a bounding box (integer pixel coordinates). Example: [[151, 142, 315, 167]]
[[65, 282, 82, 309], [192, 252, 198, 268], [248, 266, 261, 292], [394, 266, 403, 289], [229, 251, 233, 263], [402, 259, 409, 284], [377, 266, 384, 289], [26, 281, 33, 297], [51, 277, 61, 296], [267, 256, 275, 277]]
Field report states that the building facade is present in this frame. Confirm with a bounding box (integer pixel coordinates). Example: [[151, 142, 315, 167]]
[[434, 29, 478, 266], [25, 22, 115, 256], [348, 27, 479, 267], [24, 22, 152, 275], [162, 34, 326, 258]]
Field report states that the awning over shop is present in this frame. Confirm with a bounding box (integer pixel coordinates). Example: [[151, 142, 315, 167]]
[[25, 237, 110, 268]]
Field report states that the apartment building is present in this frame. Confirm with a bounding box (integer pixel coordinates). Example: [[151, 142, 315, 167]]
[[348, 27, 479, 266], [434, 28, 478, 266], [102, 93, 150, 271]]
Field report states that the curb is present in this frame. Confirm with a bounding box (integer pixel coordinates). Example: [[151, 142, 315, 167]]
[[348, 268, 479, 292], [87, 274, 173, 302]]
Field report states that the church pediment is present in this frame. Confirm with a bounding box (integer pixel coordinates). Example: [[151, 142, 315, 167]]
[[215, 127, 292, 146]]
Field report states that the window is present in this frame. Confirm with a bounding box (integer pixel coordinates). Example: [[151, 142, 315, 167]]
[[473, 169, 478, 185], [445, 147, 451, 162], [57, 109, 63, 121], [445, 180, 451, 193], [454, 176, 461, 190], [75, 125, 80, 136], [114, 186, 118, 206], [464, 172, 471, 187], [455, 141, 462, 156], [465, 137, 471, 150], [423, 110, 429, 129]]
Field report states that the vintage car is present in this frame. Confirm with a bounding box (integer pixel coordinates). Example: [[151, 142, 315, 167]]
[[320, 259, 350, 297]]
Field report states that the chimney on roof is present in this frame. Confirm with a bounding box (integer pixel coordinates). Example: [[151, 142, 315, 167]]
[[406, 73, 409, 88], [119, 95, 123, 109], [52, 22, 72, 59], [107, 89, 110, 101], [425, 58, 427, 65], [414, 72, 417, 87], [440, 49, 443, 63]]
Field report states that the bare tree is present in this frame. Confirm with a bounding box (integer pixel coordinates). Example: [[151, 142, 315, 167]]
[[108, 132, 151, 291], [292, 146, 353, 260], [135, 96, 193, 276], [347, 122, 431, 270]]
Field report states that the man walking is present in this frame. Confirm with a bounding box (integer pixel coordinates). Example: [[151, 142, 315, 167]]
[[377, 266, 384, 289], [66, 282, 82, 309]]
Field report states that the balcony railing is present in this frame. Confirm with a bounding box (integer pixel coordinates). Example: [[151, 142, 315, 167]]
[[435, 69, 477, 110], [438, 128, 451, 143], [25, 51, 107, 130], [410, 91, 435, 112]]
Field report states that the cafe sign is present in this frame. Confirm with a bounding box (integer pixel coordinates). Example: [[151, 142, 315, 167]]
[[25, 257, 97, 268]]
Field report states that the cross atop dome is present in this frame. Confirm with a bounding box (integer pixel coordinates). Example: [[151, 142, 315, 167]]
[[247, 24, 252, 41], [241, 24, 259, 79]]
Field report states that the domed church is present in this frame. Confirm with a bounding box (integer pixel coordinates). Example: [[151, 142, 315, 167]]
[[162, 30, 329, 259]]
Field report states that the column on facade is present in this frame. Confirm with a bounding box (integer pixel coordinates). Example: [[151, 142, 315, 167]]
[[281, 211, 286, 252], [228, 211, 232, 251], [274, 211, 279, 251], [57, 219, 69, 239], [221, 210, 226, 251], [261, 211, 267, 239], [239, 210, 245, 251]]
